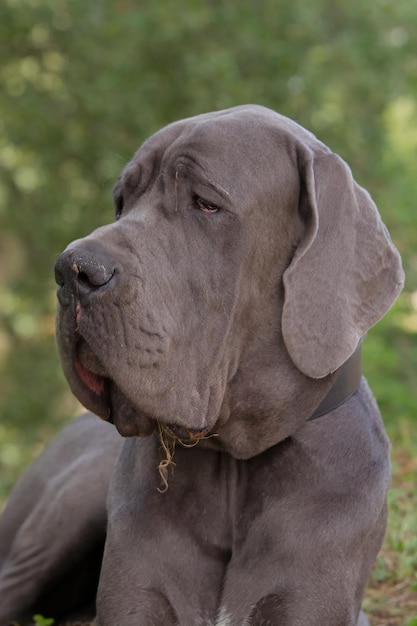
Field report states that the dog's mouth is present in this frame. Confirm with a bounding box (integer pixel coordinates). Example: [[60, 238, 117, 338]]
[[72, 338, 153, 437], [72, 338, 214, 444], [74, 340, 108, 397]]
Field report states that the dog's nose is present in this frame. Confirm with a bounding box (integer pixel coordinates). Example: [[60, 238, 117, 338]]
[[55, 245, 116, 306]]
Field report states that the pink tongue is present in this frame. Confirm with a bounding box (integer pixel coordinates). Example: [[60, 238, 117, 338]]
[[75, 357, 107, 396]]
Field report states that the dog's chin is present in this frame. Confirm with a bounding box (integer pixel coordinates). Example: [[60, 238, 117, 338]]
[[69, 340, 214, 442], [69, 339, 155, 438], [108, 383, 155, 437], [63, 337, 220, 445]]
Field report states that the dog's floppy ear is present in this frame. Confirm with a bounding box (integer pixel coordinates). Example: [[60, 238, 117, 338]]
[[282, 150, 404, 379]]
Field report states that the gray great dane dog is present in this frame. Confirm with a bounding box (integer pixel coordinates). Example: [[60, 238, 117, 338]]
[[0, 105, 403, 625]]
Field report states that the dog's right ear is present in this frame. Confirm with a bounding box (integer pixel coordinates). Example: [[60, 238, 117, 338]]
[[282, 149, 404, 379]]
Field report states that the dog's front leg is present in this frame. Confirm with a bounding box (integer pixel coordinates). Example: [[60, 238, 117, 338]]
[[216, 410, 390, 626], [96, 436, 230, 626]]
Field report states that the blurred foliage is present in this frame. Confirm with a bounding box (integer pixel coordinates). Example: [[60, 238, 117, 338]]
[[365, 453, 417, 624], [0, 0, 416, 498]]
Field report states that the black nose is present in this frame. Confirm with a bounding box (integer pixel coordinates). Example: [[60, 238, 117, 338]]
[[55, 244, 116, 306]]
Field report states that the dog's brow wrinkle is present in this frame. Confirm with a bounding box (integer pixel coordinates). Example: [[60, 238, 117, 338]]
[[208, 178, 230, 198], [174, 165, 180, 212]]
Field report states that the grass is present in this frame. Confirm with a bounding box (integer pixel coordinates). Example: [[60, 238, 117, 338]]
[[365, 449, 417, 626]]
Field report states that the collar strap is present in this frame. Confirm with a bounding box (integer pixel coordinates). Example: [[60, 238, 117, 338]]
[[309, 344, 362, 421]]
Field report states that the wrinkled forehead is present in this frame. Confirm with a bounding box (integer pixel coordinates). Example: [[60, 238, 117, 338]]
[[118, 105, 326, 195], [137, 105, 319, 160]]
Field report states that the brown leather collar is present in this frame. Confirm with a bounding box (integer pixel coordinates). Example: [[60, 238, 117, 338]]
[[309, 344, 362, 421]]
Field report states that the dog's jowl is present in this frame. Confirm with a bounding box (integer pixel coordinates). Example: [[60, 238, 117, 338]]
[[0, 106, 404, 626]]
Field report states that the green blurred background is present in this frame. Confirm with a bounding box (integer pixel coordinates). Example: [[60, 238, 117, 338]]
[[0, 0, 416, 501]]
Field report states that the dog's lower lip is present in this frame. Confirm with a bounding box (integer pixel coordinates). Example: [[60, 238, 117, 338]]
[[70, 349, 111, 422], [74, 343, 108, 397], [71, 341, 155, 435]]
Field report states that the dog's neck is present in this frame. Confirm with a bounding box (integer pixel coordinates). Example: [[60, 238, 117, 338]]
[[309, 344, 362, 421]]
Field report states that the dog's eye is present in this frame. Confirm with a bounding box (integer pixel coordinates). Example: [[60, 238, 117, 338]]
[[193, 195, 219, 215], [115, 196, 124, 221]]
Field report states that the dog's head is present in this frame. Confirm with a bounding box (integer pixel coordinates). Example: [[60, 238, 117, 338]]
[[55, 105, 403, 458]]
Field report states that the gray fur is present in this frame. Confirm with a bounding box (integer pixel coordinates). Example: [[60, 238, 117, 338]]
[[0, 106, 403, 625]]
